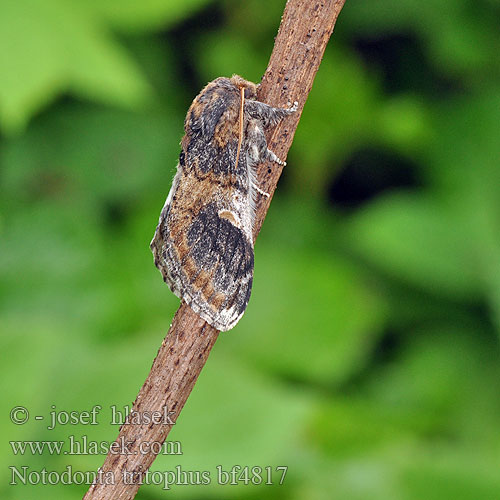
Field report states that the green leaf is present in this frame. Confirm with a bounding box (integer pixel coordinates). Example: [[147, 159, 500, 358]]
[[301, 325, 500, 499], [0, 103, 179, 205], [426, 91, 500, 332], [343, 0, 500, 87], [86, 0, 213, 33], [345, 193, 484, 300], [0, 0, 151, 134], [194, 31, 268, 87], [225, 199, 387, 385], [145, 351, 314, 496], [290, 50, 380, 193]]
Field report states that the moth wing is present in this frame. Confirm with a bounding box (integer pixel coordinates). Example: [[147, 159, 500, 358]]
[[153, 200, 254, 332]]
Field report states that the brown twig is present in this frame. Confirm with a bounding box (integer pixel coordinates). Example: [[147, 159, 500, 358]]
[[83, 1, 345, 498]]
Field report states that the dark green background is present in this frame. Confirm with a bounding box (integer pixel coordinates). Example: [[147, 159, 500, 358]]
[[2, 0, 500, 498]]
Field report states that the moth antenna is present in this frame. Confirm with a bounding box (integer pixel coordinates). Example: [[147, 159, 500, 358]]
[[234, 87, 245, 171]]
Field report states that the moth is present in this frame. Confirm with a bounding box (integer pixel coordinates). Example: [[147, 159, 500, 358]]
[[151, 75, 297, 331]]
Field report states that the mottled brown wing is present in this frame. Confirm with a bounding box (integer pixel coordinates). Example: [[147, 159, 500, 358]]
[[151, 76, 255, 331], [151, 191, 254, 332]]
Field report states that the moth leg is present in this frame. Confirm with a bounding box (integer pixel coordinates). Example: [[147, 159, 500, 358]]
[[264, 148, 286, 166], [247, 119, 288, 167], [252, 183, 270, 198], [246, 121, 284, 198], [245, 100, 298, 128]]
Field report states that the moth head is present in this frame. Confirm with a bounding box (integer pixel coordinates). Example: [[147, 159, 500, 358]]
[[230, 74, 257, 100]]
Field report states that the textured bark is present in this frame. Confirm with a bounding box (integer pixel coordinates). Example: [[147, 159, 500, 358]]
[[83, 304, 219, 500], [253, 0, 346, 238], [83, 0, 346, 498]]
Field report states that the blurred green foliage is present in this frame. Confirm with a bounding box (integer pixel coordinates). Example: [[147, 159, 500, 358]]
[[1, 0, 500, 498]]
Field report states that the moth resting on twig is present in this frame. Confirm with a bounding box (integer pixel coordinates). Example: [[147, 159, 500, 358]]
[[151, 75, 297, 331]]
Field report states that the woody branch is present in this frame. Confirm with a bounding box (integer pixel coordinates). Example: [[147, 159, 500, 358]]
[[83, 0, 346, 498]]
